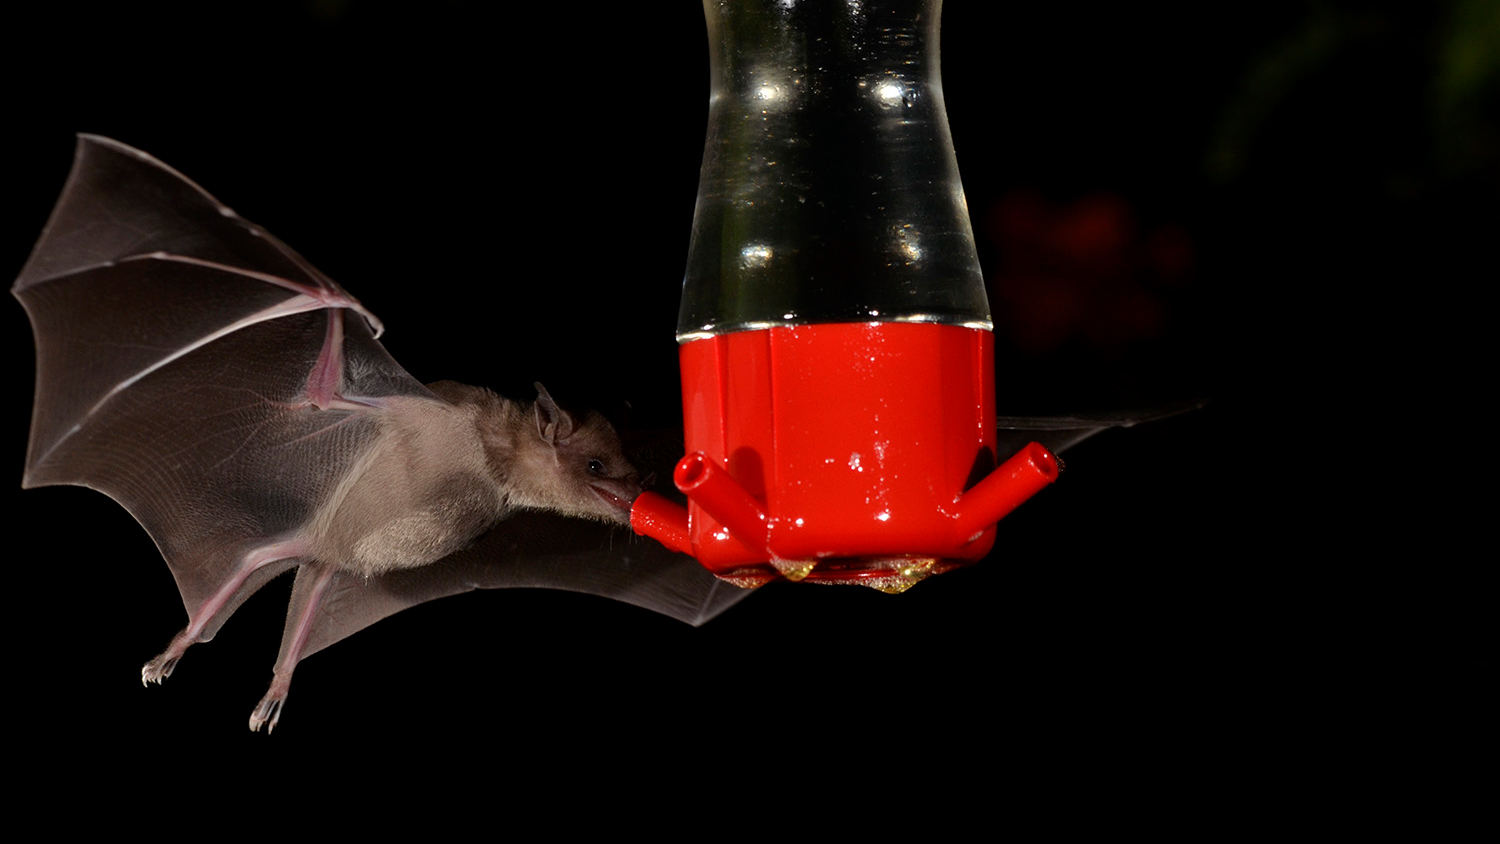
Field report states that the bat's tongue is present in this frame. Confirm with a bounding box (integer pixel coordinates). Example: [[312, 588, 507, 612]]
[[590, 482, 639, 518]]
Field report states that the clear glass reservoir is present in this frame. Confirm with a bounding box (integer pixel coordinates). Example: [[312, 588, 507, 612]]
[[678, 0, 991, 341]]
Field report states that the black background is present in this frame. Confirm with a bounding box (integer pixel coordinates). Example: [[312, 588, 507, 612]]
[[4, 0, 1487, 817]]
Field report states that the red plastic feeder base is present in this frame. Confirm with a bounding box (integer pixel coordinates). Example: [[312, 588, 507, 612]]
[[631, 322, 1057, 590]]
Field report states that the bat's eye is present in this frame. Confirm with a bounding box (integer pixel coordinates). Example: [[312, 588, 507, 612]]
[[587, 459, 605, 476]]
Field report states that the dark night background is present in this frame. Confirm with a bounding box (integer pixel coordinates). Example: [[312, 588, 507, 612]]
[[4, 0, 1490, 817]]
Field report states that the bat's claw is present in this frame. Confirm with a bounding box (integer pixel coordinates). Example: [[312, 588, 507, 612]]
[[248, 694, 285, 734], [141, 654, 181, 685], [249, 673, 292, 734], [141, 656, 177, 685], [141, 631, 196, 685]]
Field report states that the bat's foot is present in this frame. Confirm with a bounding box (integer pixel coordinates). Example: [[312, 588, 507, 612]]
[[141, 632, 195, 685], [248, 673, 293, 734], [141, 655, 178, 685], [248, 694, 285, 734]]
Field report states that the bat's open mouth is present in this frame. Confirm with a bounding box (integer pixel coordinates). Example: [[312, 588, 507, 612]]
[[590, 483, 638, 516]]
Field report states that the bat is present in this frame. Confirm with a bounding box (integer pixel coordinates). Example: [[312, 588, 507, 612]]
[[13, 135, 752, 732], [12, 135, 1201, 736]]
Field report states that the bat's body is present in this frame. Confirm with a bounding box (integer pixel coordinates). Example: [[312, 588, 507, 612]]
[[14, 135, 747, 731], [135, 379, 642, 730], [293, 382, 641, 581]]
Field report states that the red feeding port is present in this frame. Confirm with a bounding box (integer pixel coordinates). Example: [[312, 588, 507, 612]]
[[632, 322, 1058, 590]]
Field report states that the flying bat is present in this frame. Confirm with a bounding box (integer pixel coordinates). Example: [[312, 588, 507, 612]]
[[13, 135, 1196, 734], [12, 135, 752, 733]]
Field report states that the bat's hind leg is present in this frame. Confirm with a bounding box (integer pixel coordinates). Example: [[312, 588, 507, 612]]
[[141, 539, 308, 686], [248, 563, 337, 733]]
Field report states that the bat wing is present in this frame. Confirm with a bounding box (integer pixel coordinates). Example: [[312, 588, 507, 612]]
[[14, 135, 426, 644], [283, 511, 751, 666], [995, 400, 1207, 457], [14, 135, 747, 663]]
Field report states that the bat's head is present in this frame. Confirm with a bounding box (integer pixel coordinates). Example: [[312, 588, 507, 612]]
[[525, 383, 642, 526]]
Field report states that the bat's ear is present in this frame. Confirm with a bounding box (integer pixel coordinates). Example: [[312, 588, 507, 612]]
[[533, 382, 578, 445]]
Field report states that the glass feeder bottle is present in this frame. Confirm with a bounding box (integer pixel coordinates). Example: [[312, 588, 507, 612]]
[[631, 0, 1058, 590]]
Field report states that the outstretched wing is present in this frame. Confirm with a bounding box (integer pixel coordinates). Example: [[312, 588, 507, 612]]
[[12, 135, 744, 644], [14, 136, 423, 640]]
